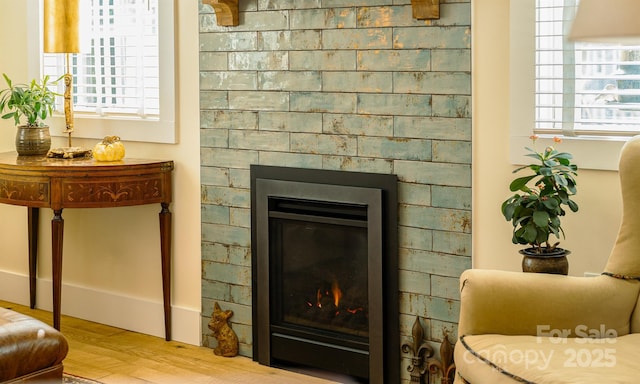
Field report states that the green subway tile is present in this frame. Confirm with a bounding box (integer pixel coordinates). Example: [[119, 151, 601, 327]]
[[357, 49, 431, 71], [259, 112, 323, 133], [432, 186, 471, 210], [323, 72, 392, 93], [202, 223, 251, 247], [290, 8, 356, 30], [398, 226, 433, 252], [323, 114, 393, 137], [201, 203, 230, 225], [399, 269, 430, 295], [323, 28, 392, 49], [399, 248, 470, 276], [358, 94, 432, 116], [259, 30, 322, 51], [394, 160, 471, 187], [290, 92, 357, 113], [431, 275, 461, 300], [229, 130, 290, 151], [398, 182, 431, 206], [201, 166, 229, 187], [201, 148, 259, 169], [321, 155, 393, 174], [358, 136, 431, 161], [394, 116, 471, 140], [290, 51, 356, 71], [259, 71, 322, 91]]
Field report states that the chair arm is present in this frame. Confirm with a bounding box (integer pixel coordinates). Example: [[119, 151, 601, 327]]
[[457, 269, 639, 338]]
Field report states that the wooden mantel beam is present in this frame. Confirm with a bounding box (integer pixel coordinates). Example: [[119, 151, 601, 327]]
[[202, 0, 239, 26], [411, 0, 440, 20]]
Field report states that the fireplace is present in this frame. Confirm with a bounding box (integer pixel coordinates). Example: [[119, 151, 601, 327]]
[[251, 165, 398, 383]]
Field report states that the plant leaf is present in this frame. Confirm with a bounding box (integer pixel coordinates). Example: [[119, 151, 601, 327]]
[[509, 176, 536, 191], [568, 199, 579, 212], [533, 210, 550, 228]]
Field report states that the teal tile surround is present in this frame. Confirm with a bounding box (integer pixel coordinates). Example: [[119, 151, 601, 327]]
[[199, 1, 471, 382]]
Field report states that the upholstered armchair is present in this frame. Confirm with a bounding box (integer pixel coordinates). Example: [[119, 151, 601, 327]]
[[454, 136, 640, 383]]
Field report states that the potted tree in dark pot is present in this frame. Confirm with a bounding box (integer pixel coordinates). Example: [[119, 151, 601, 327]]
[[0, 73, 60, 156], [501, 135, 579, 275]]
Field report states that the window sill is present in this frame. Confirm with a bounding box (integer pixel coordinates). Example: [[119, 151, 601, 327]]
[[510, 135, 628, 171], [48, 114, 177, 144]]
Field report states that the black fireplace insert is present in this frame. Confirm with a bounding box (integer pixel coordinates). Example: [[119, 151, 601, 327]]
[[251, 165, 398, 383]]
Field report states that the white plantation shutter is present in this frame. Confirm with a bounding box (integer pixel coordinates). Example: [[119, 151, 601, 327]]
[[43, 0, 160, 118], [535, 0, 640, 137]]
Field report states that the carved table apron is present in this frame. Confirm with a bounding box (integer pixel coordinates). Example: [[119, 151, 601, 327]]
[[0, 152, 174, 340]]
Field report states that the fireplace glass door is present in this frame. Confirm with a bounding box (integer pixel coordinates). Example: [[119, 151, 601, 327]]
[[270, 199, 369, 341]]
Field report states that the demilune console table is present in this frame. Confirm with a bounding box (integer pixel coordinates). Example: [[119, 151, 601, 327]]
[[0, 152, 174, 340]]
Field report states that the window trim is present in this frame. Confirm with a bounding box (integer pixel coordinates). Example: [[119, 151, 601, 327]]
[[27, 0, 176, 144], [509, 0, 627, 171]]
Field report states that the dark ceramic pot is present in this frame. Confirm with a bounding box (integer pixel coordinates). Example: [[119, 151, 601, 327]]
[[520, 248, 570, 275], [15, 125, 51, 156]]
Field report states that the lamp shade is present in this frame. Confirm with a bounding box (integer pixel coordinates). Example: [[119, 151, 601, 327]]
[[569, 0, 640, 44], [43, 0, 80, 53]]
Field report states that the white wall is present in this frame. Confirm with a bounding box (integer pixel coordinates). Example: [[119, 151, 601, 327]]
[[0, 1, 201, 344], [473, 0, 623, 276]]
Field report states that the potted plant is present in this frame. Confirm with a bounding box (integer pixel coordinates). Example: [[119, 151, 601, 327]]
[[0, 73, 60, 156], [501, 135, 579, 274]]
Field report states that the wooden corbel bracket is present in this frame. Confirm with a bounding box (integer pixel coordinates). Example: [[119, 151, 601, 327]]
[[203, 0, 239, 26], [411, 0, 440, 20]]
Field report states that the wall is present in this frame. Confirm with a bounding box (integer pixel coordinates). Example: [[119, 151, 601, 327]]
[[198, 0, 471, 381], [473, 0, 622, 276], [0, 0, 203, 345], [0, 0, 620, 365]]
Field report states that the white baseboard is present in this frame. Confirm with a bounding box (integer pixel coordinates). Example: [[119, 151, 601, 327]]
[[0, 270, 201, 346]]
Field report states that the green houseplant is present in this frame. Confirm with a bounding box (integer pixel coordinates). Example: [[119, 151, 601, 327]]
[[0, 73, 60, 155], [501, 135, 579, 274]]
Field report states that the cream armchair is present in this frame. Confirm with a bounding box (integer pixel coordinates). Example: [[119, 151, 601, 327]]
[[454, 136, 640, 383]]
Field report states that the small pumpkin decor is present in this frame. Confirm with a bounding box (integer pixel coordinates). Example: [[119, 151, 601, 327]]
[[501, 135, 579, 275], [92, 136, 125, 162]]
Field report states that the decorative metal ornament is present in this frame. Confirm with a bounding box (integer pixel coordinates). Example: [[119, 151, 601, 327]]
[[427, 329, 456, 384], [402, 316, 456, 383], [401, 316, 434, 383]]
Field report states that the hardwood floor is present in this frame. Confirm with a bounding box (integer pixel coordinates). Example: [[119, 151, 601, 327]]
[[1, 301, 340, 384]]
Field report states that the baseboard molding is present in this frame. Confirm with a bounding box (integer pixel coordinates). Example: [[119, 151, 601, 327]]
[[0, 270, 201, 345]]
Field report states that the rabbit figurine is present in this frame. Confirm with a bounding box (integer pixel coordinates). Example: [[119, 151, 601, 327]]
[[208, 301, 239, 357]]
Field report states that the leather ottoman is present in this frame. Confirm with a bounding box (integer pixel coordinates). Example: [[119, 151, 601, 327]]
[[0, 307, 68, 383]]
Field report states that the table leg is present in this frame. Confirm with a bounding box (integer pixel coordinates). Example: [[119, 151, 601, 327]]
[[160, 202, 172, 341], [51, 209, 64, 330], [28, 207, 39, 309]]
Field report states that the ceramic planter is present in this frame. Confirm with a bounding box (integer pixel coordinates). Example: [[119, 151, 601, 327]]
[[15, 125, 51, 156], [520, 248, 570, 275]]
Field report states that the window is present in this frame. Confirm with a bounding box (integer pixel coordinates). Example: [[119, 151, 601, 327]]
[[535, 0, 640, 138], [510, 0, 633, 170], [33, 0, 175, 143]]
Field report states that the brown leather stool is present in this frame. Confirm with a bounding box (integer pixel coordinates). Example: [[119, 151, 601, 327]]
[[0, 307, 68, 383]]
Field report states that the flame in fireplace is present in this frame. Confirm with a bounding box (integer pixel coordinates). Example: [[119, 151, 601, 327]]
[[305, 279, 365, 317], [332, 280, 342, 307]]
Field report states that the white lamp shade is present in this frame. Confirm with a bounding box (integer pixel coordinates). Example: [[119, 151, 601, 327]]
[[569, 0, 640, 44]]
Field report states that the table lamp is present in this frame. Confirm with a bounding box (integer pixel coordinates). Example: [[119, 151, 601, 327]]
[[43, 0, 89, 158]]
